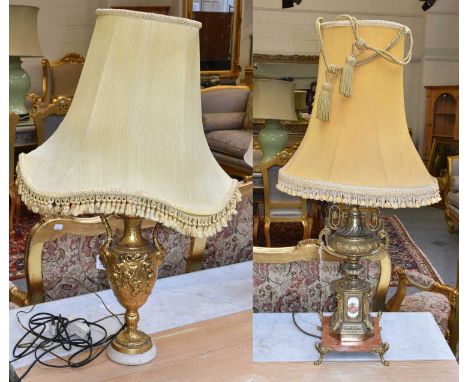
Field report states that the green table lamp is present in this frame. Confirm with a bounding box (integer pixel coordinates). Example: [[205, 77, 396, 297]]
[[253, 79, 297, 162], [9, 5, 42, 118]]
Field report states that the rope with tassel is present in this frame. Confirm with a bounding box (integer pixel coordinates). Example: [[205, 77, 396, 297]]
[[315, 15, 413, 121]]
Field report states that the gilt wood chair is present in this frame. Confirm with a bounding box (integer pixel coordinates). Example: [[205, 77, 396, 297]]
[[33, 96, 72, 145], [29, 53, 85, 110], [201, 85, 252, 177], [259, 149, 310, 247], [19, 215, 204, 305], [444, 155, 459, 233], [16, 181, 253, 305], [386, 266, 458, 355], [253, 240, 391, 313], [9, 112, 20, 236]]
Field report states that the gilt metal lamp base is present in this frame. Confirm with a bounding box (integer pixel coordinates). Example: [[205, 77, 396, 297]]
[[100, 215, 165, 365], [314, 314, 389, 366]]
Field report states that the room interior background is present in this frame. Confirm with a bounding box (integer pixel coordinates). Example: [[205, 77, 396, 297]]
[[11, 0, 253, 88], [253, 0, 458, 155]]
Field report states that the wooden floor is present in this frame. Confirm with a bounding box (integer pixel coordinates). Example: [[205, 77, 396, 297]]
[[16, 310, 458, 382]]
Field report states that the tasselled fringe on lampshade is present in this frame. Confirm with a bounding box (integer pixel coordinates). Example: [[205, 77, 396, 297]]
[[277, 19, 440, 208], [16, 9, 241, 238]]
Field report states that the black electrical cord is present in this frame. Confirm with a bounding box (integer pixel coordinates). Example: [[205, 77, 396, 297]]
[[10, 293, 125, 381], [292, 312, 322, 339]]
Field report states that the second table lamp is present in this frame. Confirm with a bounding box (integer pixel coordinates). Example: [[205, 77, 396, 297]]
[[277, 15, 440, 364], [16, 9, 241, 365], [253, 79, 297, 162]]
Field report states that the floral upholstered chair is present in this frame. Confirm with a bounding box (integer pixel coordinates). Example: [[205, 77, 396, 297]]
[[386, 266, 458, 354], [203, 179, 253, 269], [253, 240, 391, 313], [19, 215, 193, 304], [17, 181, 252, 305]]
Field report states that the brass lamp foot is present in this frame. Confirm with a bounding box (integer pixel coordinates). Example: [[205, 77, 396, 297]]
[[100, 215, 165, 361]]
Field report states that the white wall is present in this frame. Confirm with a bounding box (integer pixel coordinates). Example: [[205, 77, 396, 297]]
[[239, 0, 253, 80], [11, 0, 251, 91], [10, 0, 184, 95], [253, 0, 459, 151]]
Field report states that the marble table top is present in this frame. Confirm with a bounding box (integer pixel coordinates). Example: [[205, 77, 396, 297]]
[[253, 312, 455, 363], [10, 261, 252, 368]]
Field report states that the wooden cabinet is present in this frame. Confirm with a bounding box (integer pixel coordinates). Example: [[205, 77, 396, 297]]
[[423, 86, 459, 163]]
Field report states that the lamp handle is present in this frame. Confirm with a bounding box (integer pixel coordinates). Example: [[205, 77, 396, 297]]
[[151, 223, 165, 254]]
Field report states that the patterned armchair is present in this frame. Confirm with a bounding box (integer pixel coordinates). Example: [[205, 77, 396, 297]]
[[19, 215, 193, 305], [16, 181, 252, 305], [253, 240, 391, 313], [386, 266, 458, 354], [32, 96, 71, 145], [444, 155, 459, 233], [29, 53, 85, 110], [201, 85, 252, 177], [9, 113, 20, 236], [203, 179, 252, 269]]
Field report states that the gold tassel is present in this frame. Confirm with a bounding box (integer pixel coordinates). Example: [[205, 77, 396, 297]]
[[340, 55, 356, 97], [316, 82, 332, 121]]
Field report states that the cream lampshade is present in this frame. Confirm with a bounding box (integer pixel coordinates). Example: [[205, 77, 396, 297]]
[[276, 15, 440, 362], [253, 79, 297, 162], [9, 5, 43, 117], [17, 9, 240, 365]]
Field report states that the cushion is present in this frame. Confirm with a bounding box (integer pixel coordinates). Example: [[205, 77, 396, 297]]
[[401, 291, 450, 336], [451, 176, 459, 192], [201, 88, 250, 114], [447, 192, 459, 209], [206, 129, 252, 159], [212, 151, 251, 170], [202, 112, 245, 133]]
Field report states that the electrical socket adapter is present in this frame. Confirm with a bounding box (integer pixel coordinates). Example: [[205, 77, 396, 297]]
[[67, 320, 91, 339]]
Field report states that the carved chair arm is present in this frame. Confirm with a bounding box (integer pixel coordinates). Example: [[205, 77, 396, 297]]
[[9, 282, 28, 308], [386, 266, 457, 312]]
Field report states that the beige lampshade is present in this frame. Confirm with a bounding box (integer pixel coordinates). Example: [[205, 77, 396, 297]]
[[9, 5, 42, 57], [17, 9, 241, 238], [253, 79, 297, 121], [277, 19, 440, 208], [294, 90, 308, 111]]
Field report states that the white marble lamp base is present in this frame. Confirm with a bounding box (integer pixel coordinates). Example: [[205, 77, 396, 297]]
[[107, 341, 157, 365]]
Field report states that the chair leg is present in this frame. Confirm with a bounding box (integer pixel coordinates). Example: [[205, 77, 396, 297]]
[[9, 193, 15, 236], [253, 211, 259, 245], [264, 218, 271, 247], [14, 190, 22, 223], [302, 218, 309, 240]]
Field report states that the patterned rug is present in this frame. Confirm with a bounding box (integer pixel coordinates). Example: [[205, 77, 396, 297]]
[[9, 209, 40, 280], [255, 215, 443, 287]]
